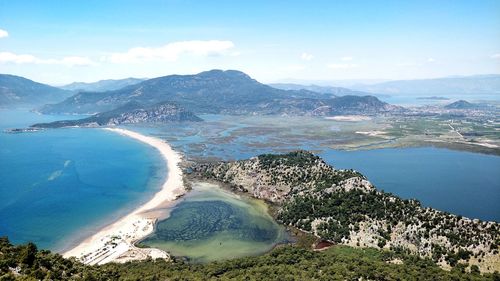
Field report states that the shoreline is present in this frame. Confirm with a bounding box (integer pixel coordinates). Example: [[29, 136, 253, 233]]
[[62, 127, 186, 265]]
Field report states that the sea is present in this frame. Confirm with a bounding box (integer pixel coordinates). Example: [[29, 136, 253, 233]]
[[0, 109, 165, 251]]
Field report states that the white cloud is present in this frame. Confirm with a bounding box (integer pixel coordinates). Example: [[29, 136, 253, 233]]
[[0, 29, 8, 38], [327, 63, 358, 69], [0, 52, 38, 64], [340, 56, 353, 61], [301, 52, 314, 61], [106, 40, 235, 63], [427, 58, 436, 63], [0, 52, 97, 66], [492, 53, 500, 59]]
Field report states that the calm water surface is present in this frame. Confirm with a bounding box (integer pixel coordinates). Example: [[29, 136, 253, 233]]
[[140, 182, 286, 263], [320, 148, 500, 222], [0, 109, 166, 251]]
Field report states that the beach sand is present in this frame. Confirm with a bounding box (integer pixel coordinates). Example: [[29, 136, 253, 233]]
[[324, 115, 372, 122], [62, 128, 185, 265]]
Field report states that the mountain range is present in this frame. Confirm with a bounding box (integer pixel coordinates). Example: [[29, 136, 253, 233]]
[[350, 74, 500, 95], [0, 74, 72, 106], [38, 70, 400, 116], [268, 83, 370, 97], [60, 78, 145, 92]]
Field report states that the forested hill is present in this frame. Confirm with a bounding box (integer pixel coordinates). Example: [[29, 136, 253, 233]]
[[1, 237, 498, 280], [191, 151, 500, 273]]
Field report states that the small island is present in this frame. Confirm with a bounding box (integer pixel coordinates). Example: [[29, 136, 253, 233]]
[[416, 96, 450, 100]]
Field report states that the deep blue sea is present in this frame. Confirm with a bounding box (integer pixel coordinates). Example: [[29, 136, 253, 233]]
[[319, 148, 500, 222], [0, 109, 165, 251]]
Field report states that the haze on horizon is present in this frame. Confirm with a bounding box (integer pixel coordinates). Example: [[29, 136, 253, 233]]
[[0, 0, 499, 85]]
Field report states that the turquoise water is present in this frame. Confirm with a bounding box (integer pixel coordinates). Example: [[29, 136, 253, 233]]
[[0, 109, 166, 251], [140, 183, 286, 263]]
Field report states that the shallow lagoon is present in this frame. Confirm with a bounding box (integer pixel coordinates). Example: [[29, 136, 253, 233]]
[[140, 182, 286, 263]]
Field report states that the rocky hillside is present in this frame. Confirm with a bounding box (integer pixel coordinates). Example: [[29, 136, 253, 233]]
[[192, 151, 363, 202], [32, 101, 201, 128], [191, 151, 500, 273]]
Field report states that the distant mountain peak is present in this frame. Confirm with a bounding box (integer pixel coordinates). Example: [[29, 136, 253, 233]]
[[199, 69, 248, 76], [60, 77, 145, 92], [444, 100, 477, 109], [196, 69, 254, 81]]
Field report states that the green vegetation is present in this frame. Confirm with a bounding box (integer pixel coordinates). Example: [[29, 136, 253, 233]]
[[257, 151, 363, 190], [2, 237, 499, 280], [280, 189, 421, 241], [279, 185, 499, 266], [0, 237, 110, 280], [257, 151, 323, 168], [194, 150, 365, 202]]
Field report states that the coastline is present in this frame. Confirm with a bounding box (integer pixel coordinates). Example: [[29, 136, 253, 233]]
[[62, 128, 185, 265]]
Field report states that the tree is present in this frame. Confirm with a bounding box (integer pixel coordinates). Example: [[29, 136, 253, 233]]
[[19, 242, 37, 267]]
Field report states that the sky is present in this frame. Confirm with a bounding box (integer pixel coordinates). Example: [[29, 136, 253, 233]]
[[0, 0, 499, 85]]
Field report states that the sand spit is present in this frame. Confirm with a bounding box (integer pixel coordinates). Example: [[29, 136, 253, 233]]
[[63, 128, 185, 265]]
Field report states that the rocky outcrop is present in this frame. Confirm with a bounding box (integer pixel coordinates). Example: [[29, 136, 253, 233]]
[[32, 101, 202, 128], [103, 102, 202, 125], [192, 150, 363, 203]]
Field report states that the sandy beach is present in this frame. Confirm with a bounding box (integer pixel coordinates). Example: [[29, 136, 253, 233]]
[[63, 128, 185, 265], [325, 115, 372, 122]]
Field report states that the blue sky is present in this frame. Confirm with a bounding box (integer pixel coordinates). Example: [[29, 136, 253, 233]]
[[0, 0, 499, 84]]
